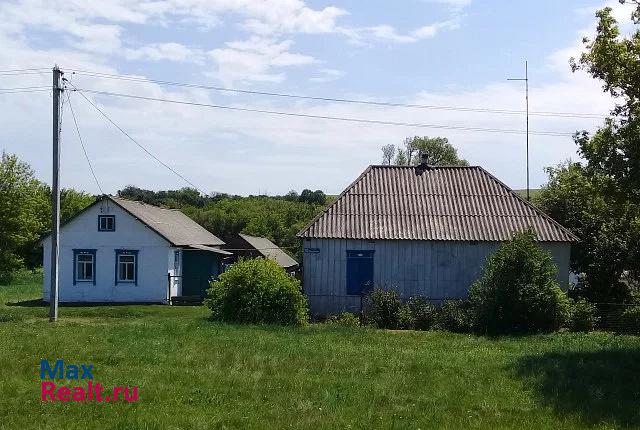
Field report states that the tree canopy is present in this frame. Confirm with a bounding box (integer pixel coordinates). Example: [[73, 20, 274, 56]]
[[381, 136, 468, 166], [535, 3, 640, 302]]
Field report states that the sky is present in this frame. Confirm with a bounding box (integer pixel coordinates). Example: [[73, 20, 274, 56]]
[[0, 0, 635, 196]]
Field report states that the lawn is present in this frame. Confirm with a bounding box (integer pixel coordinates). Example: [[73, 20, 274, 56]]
[[2, 271, 640, 429]]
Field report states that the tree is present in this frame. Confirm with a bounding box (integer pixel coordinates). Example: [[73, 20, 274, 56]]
[[0, 152, 49, 283], [382, 136, 468, 167], [381, 144, 395, 165], [535, 4, 640, 302], [469, 230, 571, 334]]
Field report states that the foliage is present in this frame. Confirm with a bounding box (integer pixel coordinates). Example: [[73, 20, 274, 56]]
[[325, 311, 360, 327], [396, 305, 416, 330], [405, 296, 437, 330], [620, 306, 640, 334], [383, 136, 468, 166], [119, 186, 327, 263], [568, 299, 600, 332], [469, 231, 572, 335], [433, 300, 475, 333], [205, 258, 308, 326], [361, 288, 403, 329], [535, 4, 640, 302], [0, 152, 49, 283]]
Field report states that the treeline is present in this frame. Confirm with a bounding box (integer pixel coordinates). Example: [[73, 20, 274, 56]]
[[0, 152, 95, 282], [118, 186, 328, 261]]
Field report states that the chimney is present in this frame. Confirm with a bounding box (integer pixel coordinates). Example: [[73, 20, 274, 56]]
[[414, 152, 431, 176]]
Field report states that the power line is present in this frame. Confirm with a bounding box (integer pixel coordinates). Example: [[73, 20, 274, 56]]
[[67, 68, 607, 120], [72, 87, 573, 137], [0, 67, 49, 73], [0, 88, 50, 94], [66, 91, 104, 194], [63, 80, 207, 195]]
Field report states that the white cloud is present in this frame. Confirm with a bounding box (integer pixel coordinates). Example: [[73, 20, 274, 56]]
[[309, 68, 345, 83], [125, 43, 205, 63], [208, 37, 317, 85]]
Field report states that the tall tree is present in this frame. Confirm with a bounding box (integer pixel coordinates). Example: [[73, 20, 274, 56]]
[[382, 136, 468, 167], [381, 144, 395, 165], [0, 152, 48, 283], [536, 3, 640, 302]]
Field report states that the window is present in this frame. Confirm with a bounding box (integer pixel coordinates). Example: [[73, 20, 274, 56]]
[[115, 250, 138, 285], [73, 249, 96, 285], [98, 215, 115, 231]]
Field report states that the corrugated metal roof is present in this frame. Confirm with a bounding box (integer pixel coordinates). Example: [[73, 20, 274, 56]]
[[110, 196, 225, 246], [238, 234, 299, 268], [298, 165, 578, 242]]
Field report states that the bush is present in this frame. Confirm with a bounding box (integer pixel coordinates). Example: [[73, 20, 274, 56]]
[[469, 230, 572, 335], [361, 288, 403, 329], [568, 299, 600, 332], [396, 305, 415, 330], [434, 300, 475, 333], [204, 258, 308, 326], [325, 312, 360, 327], [406, 296, 437, 330], [620, 306, 640, 334]]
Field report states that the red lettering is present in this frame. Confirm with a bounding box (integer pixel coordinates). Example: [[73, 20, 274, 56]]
[[57, 386, 71, 402], [41, 381, 56, 401], [124, 387, 138, 402], [113, 386, 123, 401]]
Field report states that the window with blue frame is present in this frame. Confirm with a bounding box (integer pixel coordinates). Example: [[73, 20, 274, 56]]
[[73, 249, 96, 285], [98, 215, 115, 231], [115, 250, 138, 285]]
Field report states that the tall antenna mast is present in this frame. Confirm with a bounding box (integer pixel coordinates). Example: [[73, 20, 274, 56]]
[[507, 60, 530, 200]]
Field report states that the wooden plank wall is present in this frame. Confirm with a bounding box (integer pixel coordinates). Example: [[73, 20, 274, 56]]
[[302, 238, 571, 316]]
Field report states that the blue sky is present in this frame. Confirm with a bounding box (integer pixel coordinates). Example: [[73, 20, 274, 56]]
[[0, 0, 634, 195]]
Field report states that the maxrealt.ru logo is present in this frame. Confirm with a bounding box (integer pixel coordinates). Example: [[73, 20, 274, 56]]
[[40, 359, 138, 402]]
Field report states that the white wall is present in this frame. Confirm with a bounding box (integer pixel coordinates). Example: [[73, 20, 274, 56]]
[[42, 199, 171, 303]]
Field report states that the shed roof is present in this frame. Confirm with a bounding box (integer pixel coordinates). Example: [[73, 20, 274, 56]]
[[297, 165, 577, 242], [110, 196, 225, 246], [238, 234, 298, 268]]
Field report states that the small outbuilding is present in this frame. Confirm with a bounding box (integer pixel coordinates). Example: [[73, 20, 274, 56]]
[[297, 164, 578, 316], [41, 195, 231, 303], [224, 233, 299, 273]]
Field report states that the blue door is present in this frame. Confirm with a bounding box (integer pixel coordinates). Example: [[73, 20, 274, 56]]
[[346, 250, 374, 295]]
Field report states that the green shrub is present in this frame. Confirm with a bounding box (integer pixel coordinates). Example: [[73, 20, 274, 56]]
[[568, 299, 600, 332], [406, 296, 437, 330], [620, 306, 640, 334], [396, 305, 416, 330], [361, 288, 402, 329], [469, 230, 572, 335], [326, 311, 360, 327], [204, 258, 308, 326], [433, 300, 475, 333]]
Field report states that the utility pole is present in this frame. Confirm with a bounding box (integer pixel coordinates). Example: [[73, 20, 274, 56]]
[[507, 60, 530, 201], [49, 66, 63, 322]]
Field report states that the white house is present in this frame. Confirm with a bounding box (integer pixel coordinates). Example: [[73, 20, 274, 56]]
[[41, 195, 231, 303]]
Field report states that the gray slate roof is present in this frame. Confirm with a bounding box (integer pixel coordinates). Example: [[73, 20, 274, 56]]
[[298, 165, 577, 242], [111, 196, 225, 246], [238, 234, 298, 268]]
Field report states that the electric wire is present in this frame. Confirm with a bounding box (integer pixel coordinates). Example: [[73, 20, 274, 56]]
[[66, 91, 104, 194], [67, 69, 607, 120], [72, 87, 573, 137], [64, 80, 207, 195]]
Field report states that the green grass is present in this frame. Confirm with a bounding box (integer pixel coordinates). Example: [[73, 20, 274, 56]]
[[2, 271, 640, 429]]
